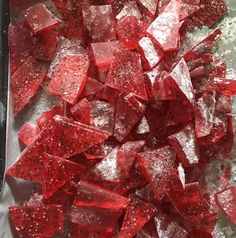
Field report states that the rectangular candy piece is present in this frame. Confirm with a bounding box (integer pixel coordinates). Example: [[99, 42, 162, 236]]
[[11, 55, 47, 116], [146, 0, 181, 51], [83, 5, 116, 42], [9, 205, 64, 238], [47, 53, 90, 104], [25, 3, 62, 34]]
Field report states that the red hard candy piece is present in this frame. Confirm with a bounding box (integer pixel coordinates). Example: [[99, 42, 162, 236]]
[[84, 143, 105, 160], [137, 219, 159, 238], [113, 94, 146, 142], [210, 78, 236, 96], [116, 1, 142, 20], [116, 16, 147, 50], [7, 116, 109, 183], [216, 186, 236, 224], [74, 181, 129, 209], [137, 146, 176, 201], [25, 3, 62, 34], [117, 140, 145, 176], [8, 22, 37, 75], [138, 0, 159, 17], [136, 117, 150, 134], [91, 41, 118, 67], [11, 55, 47, 116], [42, 153, 85, 199], [147, 0, 181, 51], [135, 184, 157, 204], [52, 0, 72, 18], [47, 53, 90, 104], [138, 36, 164, 70], [83, 5, 116, 42], [180, 2, 200, 21], [18, 122, 40, 146], [119, 195, 157, 238], [168, 124, 200, 166], [197, 0, 227, 27], [9, 205, 64, 238], [80, 77, 103, 98], [69, 205, 121, 234], [70, 98, 91, 124], [210, 58, 226, 78]]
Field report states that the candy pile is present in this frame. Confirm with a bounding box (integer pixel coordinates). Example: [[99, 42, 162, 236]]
[[7, 0, 236, 237]]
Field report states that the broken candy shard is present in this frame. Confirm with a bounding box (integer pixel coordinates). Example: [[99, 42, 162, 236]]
[[9, 205, 64, 238], [168, 124, 200, 166], [119, 195, 157, 238], [117, 140, 145, 176], [138, 36, 163, 69], [7, 116, 109, 183], [180, 3, 200, 21], [91, 41, 117, 67], [18, 122, 40, 146], [106, 46, 147, 101], [47, 54, 90, 104], [216, 187, 236, 224], [83, 5, 116, 42], [42, 154, 85, 199], [210, 78, 236, 96], [80, 77, 103, 98], [146, 0, 181, 51], [74, 181, 129, 209], [69, 205, 121, 233], [116, 16, 147, 50], [25, 3, 62, 34], [138, 0, 158, 17], [11, 55, 47, 116], [116, 1, 142, 20], [137, 146, 176, 201]]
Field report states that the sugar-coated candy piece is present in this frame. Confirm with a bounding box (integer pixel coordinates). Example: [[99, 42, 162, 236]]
[[8, 23, 37, 74], [84, 143, 105, 160], [106, 45, 147, 101], [42, 153, 85, 199], [136, 117, 150, 134], [25, 3, 62, 34], [116, 16, 147, 50], [138, 0, 158, 17], [18, 122, 40, 146], [211, 78, 236, 96], [147, 0, 181, 51], [216, 186, 236, 224], [117, 140, 145, 176], [168, 124, 200, 166], [69, 205, 121, 233], [180, 2, 200, 20], [116, 1, 142, 20], [210, 58, 226, 78], [47, 53, 90, 104], [197, 0, 227, 27], [114, 94, 146, 142], [137, 146, 176, 200], [70, 98, 91, 124], [74, 181, 129, 209], [9, 205, 64, 238], [91, 41, 117, 67], [11, 55, 47, 116], [138, 36, 163, 69], [83, 5, 116, 42], [80, 77, 103, 98], [119, 195, 157, 238], [7, 116, 109, 183], [135, 184, 157, 204]]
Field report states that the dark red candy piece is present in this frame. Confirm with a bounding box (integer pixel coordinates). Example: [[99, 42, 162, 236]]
[[84, 143, 105, 160], [116, 16, 147, 50], [137, 146, 176, 201], [197, 0, 227, 27], [210, 58, 226, 78], [9, 205, 64, 238], [119, 195, 157, 238], [80, 77, 103, 98], [52, 0, 72, 18], [83, 5, 116, 42], [96, 85, 120, 105], [18, 122, 40, 146], [216, 186, 236, 224], [11, 55, 47, 116], [114, 94, 146, 142], [70, 98, 91, 124], [42, 153, 85, 199], [146, 0, 181, 51], [188, 230, 213, 238], [25, 3, 62, 34], [136, 219, 159, 238], [116, 1, 142, 20], [211, 78, 236, 96], [8, 22, 37, 75], [47, 53, 90, 104], [168, 124, 200, 166], [74, 181, 129, 209], [117, 140, 145, 176], [138, 36, 163, 70], [91, 41, 118, 67], [69, 205, 121, 234], [138, 0, 158, 17]]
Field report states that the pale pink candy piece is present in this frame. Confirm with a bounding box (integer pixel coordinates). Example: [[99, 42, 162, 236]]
[[138, 0, 159, 17], [116, 1, 142, 20]]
